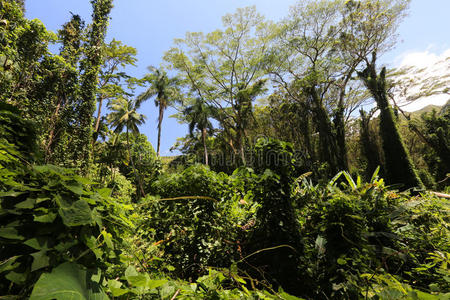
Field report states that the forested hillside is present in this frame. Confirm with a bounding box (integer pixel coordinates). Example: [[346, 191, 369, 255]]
[[0, 0, 449, 299]]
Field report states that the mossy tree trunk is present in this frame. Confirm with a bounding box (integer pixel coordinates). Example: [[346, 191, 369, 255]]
[[359, 109, 383, 179], [358, 53, 423, 189], [308, 86, 339, 175], [76, 0, 113, 173], [334, 102, 349, 171]]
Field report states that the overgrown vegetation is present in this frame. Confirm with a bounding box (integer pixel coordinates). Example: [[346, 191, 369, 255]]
[[1, 0, 449, 299]]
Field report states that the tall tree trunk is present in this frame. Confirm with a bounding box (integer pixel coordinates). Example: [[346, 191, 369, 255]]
[[334, 102, 349, 171], [358, 53, 423, 189], [127, 128, 145, 199], [236, 127, 246, 166], [91, 96, 104, 149], [308, 86, 339, 175], [94, 96, 104, 134], [45, 97, 63, 161], [359, 110, 383, 179], [77, 0, 113, 173], [303, 116, 315, 162], [202, 127, 208, 165], [240, 138, 246, 166], [157, 104, 164, 156]]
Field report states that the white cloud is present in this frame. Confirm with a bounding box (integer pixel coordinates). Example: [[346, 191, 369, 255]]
[[392, 48, 450, 111], [401, 94, 449, 112], [398, 48, 450, 69]]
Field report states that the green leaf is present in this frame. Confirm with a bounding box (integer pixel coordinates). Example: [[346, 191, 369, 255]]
[[5, 271, 27, 284], [64, 183, 84, 195], [30, 263, 108, 300], [315, 235, 326, 254], [232, 274, 246, 284], [36, 197, 51, 204], [108, 279, 128, 297], [31, 251, 50, 272], [54, 240, 78, 252], [0, 256, 20, 273], [411, 290, 440, 299], [0, 227, 24, 240], [25, 238, 49, 251], [127, 273, 148, 287], [97, 188, 112, 198], [279, 292, 304, 300], [34, 165, 68, 176], [34, 212, 57, 223], [0, 190, 26, 197], [337, 258, 346, 265], [15, 197, 36, 209], [101, 230, 114, 249], [74, 175, 96, 185], [147, 279, 167, 290], [329, 171, 344, 186], [370, 166, 380, 183], [85, 235, 103, 260], [125, 265, 138, 278], [58, 200, 93, 227], [166, 265, 175, 272], [342, 171, 356, 190]]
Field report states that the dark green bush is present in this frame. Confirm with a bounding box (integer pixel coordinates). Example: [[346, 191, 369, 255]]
[[137, 164, 239, 279], [244, 138, 304, 296]]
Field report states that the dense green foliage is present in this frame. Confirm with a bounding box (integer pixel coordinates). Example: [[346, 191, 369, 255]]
[[1, 0, 449, 299]]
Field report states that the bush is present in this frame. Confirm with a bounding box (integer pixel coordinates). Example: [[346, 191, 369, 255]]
[[244, 139, 304, 296], [297, 169, 449, 299], [136, 164, 239, 279]]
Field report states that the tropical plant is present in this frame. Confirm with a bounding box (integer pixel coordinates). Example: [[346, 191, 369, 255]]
[[183, 98, 214, 165], [409, 108, 450, 187], [137, 66, 180, 156], [107, 97, 146, 198], [0, 106, 132, 298]]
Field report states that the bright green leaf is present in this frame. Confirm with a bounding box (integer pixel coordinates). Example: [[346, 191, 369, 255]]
[[29, 263, 108, 300], [108, 279, 128, 297]]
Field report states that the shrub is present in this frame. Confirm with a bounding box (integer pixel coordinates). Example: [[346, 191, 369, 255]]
[[137, 164, 238, 279]]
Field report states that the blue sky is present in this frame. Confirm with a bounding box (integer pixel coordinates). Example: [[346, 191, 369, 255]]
[[26, 0, 450, 155]]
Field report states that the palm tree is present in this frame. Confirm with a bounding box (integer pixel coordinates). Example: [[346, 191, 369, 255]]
[[183, 98, 214, 165], [107, 97, 146, 197], [136, 66, 179, 156]]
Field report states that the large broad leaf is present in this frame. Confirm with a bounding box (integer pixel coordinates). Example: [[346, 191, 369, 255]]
[[63, 183, 85, 195], [31, 250, 50, 272], [58, 200, 93, 227], [30, 262, 108, 300]]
